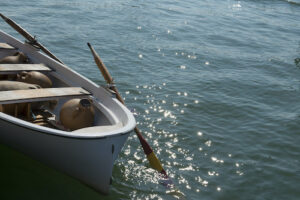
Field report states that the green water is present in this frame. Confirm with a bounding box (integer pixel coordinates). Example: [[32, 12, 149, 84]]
[[1, 0, 300, 199]]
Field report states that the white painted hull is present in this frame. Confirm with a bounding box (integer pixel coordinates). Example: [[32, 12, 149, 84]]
[[0, 116, 130, 194], [0, 29, 136, 194]]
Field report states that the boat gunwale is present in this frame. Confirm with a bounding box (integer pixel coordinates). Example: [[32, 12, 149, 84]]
[[0, 113, 132, 140], [0, 97, 135, 139], [0, 30, 136, 139]]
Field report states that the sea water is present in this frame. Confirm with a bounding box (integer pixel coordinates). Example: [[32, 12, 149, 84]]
[[0, 0, 300, 199]]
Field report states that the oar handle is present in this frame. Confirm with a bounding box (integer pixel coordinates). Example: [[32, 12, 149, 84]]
[[0, 13, 33, 41], [0, 13, 64, 64], [87, 43, 114, 85]]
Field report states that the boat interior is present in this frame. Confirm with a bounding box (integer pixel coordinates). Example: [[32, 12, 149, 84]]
[[0, 42, 120, 133]]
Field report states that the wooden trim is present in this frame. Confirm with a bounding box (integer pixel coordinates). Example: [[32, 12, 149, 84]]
[[0, 87, 91, 104], [0, 64, 51, 74]]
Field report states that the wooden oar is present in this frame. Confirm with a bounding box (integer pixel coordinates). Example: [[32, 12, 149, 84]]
[[0, 13, 64, 64], [87, 42, 169, 176], [87, 43, 185, 198]]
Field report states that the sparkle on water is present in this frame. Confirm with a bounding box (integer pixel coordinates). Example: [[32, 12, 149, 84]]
[[1, 0, 300, 199]]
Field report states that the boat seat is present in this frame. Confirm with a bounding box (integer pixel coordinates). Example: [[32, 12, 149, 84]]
[[0, 87, 91, 104], [0, 64, 52, 74], [0, 43, 15, 50]]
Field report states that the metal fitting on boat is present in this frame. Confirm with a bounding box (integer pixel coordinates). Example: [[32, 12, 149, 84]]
[[112, 144, 115, 154]]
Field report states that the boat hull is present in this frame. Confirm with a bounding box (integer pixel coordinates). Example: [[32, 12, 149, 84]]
[[0, 117, 130, 194], [0, 29, 136, 194]]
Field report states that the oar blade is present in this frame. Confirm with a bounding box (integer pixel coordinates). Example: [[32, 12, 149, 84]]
[[87, 42, 186, 198]]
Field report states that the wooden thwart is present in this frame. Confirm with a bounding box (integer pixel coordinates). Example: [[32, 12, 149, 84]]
[[0, 64, 51, 74], [0, 42, 15, 50], [0, 87, 90, 104]]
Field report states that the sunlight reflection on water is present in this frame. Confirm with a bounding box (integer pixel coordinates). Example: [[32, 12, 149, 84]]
[[1, 0, 300, 199]]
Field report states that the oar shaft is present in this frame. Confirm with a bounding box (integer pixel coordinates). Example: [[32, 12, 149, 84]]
[[87, 42, 168, 178], [0, 13, 64, 64]]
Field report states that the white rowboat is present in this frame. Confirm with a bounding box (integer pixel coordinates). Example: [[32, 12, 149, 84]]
[[0, 30, 136, 194]]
